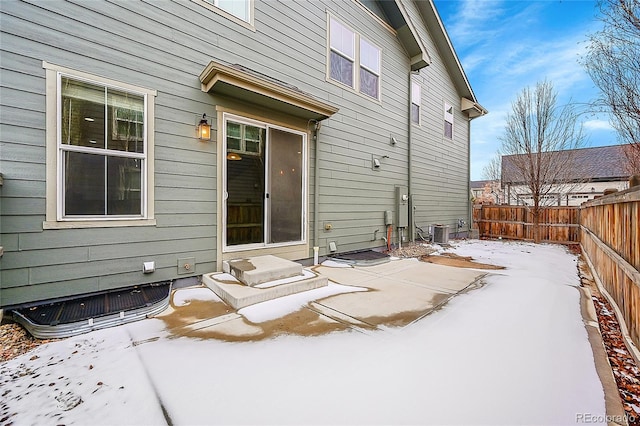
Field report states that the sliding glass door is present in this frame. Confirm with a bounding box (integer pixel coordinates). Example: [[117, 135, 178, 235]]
[[223, 114, 306, 250]]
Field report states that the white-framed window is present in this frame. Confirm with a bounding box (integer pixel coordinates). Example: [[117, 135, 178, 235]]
[[328, 14, 381, 100], [359, 38, 380, 99], [200, 0, 254, 25], [444, 102, 454, 139], [329, 17, 355, 88], [411, 81, 421, 125], [226, 120, 264, 156], [43, 62, 156, 228]]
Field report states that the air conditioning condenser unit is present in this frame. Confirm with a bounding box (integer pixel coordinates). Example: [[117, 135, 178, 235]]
[[432, 225, 449, 244]]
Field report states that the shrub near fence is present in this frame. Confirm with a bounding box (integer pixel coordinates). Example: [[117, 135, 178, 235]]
[[472, 205, 580, 244]]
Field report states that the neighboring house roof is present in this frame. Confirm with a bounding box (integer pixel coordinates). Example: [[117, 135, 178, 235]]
[[470, 180, 493, 190], [502, 145, 630, 185], [471, 180, 491, 189]]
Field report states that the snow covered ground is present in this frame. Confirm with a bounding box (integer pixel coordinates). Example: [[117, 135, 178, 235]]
[[0, 240, 607, 425]]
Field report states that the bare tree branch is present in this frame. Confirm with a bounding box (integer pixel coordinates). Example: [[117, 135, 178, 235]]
[[582, 0, 640, 174]]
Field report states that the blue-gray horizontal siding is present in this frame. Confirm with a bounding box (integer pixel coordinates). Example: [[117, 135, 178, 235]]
[[1, 0, 473, 306], [402, 0, 471, 232], [0, 0, 221, 306]]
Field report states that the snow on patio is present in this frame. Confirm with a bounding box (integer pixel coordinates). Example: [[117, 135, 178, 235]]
[[0, 240, 607, 425]]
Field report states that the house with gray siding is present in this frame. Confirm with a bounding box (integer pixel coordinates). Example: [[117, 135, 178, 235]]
[[0, 0, 486, 309], [502, 145, 631, 206]]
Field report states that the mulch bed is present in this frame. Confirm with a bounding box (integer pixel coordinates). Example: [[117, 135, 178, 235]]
[[0, 322, 59, 363], [588, 290, 640, 425], [578, 255, 640, 426], [421, 252, 505, 269]]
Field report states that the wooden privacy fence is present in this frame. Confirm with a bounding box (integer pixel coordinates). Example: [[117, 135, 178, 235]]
[[473, 187, 640, 350], [472, 205, 580, 244], [580, 188, 640, 351]]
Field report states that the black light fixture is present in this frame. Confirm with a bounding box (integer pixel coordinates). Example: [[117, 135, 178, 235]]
[[197, 113, 211, 141]]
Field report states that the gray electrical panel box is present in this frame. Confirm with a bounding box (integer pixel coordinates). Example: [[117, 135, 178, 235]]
[[395, 186, 409, 228]]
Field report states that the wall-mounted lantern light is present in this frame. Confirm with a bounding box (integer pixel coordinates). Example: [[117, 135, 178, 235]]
[[197, 113, 211, 141]]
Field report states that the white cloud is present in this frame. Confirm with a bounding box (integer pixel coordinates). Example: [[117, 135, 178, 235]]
[[583, 119, 613, 131], [437, 0, 608, 179]]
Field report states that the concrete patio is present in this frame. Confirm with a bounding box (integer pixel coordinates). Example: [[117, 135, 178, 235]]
[[2, 241, 622, 425], [157, 258, 489, 341]]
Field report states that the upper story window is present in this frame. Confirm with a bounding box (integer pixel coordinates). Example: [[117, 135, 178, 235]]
[[328, 15, 381, 100], [329, 18, 355, 88], [444, 102, 454, 139], [211, 0, 250, 21], [359, 38, 380, 99], [43, 61, 157, 228], [196, 0, 253, 27], [219, 0, 249, 21], [411, 81, 421, 125]]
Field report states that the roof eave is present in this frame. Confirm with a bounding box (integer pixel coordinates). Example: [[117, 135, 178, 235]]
[[415, 0, 483, 107], [461, 97, 488, 119], [393, 1, 431, 70], [199, 61, 339, 121]]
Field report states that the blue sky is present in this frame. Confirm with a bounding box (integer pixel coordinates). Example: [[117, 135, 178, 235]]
[[432, 0, 619, 180]]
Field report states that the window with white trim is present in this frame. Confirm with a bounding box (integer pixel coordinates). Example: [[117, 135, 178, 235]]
[[59, 76, 147, 218], [328, 15, 381, 100], [58, 74, 149, 219], [411, 81, 421, 125], [359, 38, 380, 99], [226, 121, 264, 156], [43, 63, 156, 228], [444, 102, 454, 139], [204, 0, 251, 23]]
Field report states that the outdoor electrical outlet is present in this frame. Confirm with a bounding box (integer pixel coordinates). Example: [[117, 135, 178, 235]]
[[328, 241, 337, 252], [178, 257, 196, 274], [143, 261, 155, 274]]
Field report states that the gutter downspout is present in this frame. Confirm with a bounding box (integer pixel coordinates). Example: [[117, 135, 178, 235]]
[[467, 118, 472, 235], [408, 71, 415, 243], [313, 121, 321, 251]]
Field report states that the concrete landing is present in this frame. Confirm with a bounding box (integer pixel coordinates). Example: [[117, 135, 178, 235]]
[[203, 269, 328, 309], [225, 255, 303, 287], [311, 260, 487, 326]]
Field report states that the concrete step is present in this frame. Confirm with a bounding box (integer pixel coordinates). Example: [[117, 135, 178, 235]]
[[203, 269, 328, 310], [224, 255, 303, 287]]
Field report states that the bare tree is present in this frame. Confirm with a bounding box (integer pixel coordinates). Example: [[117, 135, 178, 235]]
[[583, 0, 640, 174], [482, 154, 501, 181], [500, 81, 586, 242], [479, 154, 504, 204]]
